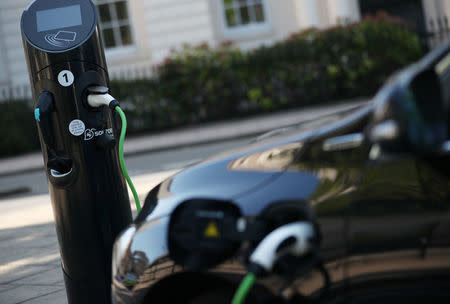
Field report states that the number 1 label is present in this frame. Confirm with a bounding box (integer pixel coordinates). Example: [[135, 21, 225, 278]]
[[58, 70, 74, 87]]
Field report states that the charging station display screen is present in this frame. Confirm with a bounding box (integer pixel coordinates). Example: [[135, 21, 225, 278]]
[[22, 0, 97, 52], [36, 5, 82, 32]]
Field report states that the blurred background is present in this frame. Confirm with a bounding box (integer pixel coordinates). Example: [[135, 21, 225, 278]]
[[0, 0, 450, 157]]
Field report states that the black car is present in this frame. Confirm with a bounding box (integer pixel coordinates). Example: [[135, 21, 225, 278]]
[[111, 41, 450, 304]]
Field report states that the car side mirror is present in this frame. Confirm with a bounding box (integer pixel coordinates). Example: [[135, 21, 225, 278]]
[[367, 55, 449, 154]]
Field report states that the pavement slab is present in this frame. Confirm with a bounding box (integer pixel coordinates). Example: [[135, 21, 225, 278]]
[[0, 264, 57, 285], [0, 285, 64, 304], [20, 290, 67, 304], [0, 285, 20, 293], [10, 268, 65, 286]]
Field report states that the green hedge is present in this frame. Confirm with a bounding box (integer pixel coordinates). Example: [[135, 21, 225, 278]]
[[0, 99, 40, 156], [110, 15, 422, 133], [0, 15, 422, 157]]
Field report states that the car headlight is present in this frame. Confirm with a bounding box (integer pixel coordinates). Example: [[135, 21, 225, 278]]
[[112, 225, 136, 279]]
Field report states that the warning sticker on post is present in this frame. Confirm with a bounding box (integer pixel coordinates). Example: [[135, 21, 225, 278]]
[[69, 119, 85, 136]]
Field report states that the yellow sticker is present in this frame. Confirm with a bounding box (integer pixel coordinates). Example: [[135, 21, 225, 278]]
[[204, 221, 220, 238]]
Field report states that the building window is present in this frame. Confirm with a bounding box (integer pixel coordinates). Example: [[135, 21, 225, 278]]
[[94, 0, 133, 49], [223, 0, 267, 28]]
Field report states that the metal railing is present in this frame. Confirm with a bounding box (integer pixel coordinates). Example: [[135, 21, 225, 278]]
[[419, 16, 450, 52], [0, 65, 155, 101], [108, 65, 155, 81], [0, 84, 32, 102]]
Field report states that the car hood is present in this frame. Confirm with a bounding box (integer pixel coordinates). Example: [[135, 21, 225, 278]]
[[135, 103, 373, 222]]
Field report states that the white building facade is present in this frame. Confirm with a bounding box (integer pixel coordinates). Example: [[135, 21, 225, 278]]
[[0, 0, 449, 97]]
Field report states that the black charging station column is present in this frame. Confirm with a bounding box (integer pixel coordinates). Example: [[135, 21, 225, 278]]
[[21, 1, 132, 303]]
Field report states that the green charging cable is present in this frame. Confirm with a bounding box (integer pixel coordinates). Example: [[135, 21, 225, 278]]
[[231, 273, 256, 304], [115, 106, 141, 213]]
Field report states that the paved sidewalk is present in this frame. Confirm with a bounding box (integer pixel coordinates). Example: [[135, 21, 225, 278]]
[[0, 99, 368, 177], [0, 99, 369, 303], [0, 170, 177, 304]]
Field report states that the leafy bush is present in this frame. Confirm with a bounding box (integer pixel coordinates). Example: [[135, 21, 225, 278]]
[[111, 14, 421, 133], [0, 100, 40, 156], [0, 14, 422, 157]]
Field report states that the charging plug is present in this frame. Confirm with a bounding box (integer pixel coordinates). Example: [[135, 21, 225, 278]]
[[232, 222, 316, 304], [249, 221, 315, 274], [86, 86, 119, 110]]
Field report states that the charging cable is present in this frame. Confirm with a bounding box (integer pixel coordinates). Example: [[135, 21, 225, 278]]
[[87, 89, 141, 213], [115, 106, 141, 213], [231, 222, 315, 304], [231, 273, 256, 304]]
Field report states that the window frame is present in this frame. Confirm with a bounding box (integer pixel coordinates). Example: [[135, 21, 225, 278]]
[[94, 0, 135, 51], [218, 0, 272, 39]]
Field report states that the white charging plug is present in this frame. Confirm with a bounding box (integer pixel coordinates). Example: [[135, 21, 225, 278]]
[[249, 221, 315, 272], [85, 86, 120, 109], [87, 93, 116, 108]]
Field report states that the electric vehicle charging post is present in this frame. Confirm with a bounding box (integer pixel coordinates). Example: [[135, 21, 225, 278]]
[[21, 1, 133, 303]]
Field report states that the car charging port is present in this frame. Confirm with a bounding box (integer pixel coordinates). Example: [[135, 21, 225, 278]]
[[168, 199, 244, 271]]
